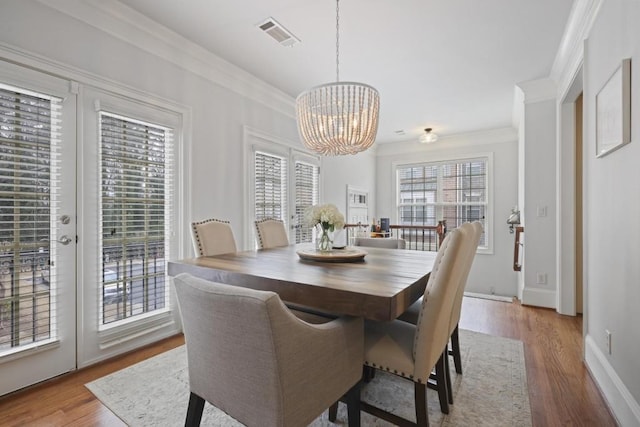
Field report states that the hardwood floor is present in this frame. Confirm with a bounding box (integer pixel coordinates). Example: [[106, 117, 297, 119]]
[[0, 297, 616, 426], [459, 297, 615, 427]]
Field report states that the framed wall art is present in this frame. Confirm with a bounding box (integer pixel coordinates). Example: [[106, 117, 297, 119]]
[[596, 58, 631, 157]]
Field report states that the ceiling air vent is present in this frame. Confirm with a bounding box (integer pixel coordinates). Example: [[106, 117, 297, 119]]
[[257, 17, 300, 47]]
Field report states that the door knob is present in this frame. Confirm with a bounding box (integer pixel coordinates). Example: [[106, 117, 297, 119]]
[[58, 236, 73, 245], [41, 236, 73, 245]]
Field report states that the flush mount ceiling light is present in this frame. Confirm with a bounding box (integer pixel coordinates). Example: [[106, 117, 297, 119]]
[[295, 0, 380, 156], [419, 128, 439, 144]]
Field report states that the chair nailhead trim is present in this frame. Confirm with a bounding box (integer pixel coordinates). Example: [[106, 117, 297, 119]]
[[365, 361, 423, 382], [254, 218, 284, 250], [192, 218, 231, 256]]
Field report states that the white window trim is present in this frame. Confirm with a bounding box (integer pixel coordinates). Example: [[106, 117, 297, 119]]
[[79, 86, 188, 363], [392, 152, 494, 254], [96, 109, 175, 331]]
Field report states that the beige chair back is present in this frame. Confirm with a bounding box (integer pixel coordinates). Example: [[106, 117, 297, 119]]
[[174, 273, 363, 427], [448, 221, 483, 333], [255, 218, 289, 249], [191, 218, 237, 256], [412, 227, 470, 381]]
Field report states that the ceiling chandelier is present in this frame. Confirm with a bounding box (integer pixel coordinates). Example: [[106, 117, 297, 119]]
[[295, 0, 380, 156], [419, 128, 439, 144]]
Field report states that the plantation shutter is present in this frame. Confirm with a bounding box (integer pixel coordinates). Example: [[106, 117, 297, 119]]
[[99, 112, 173, 326], [294, 160, 318, 243], [0, 83, 61, 351], [254, 151, 287, 223]]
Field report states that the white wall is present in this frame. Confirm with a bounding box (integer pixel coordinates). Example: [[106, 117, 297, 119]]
[[582, 0, 640, 424], [520, 96, 559, 308], [375, 129, 519, 297], [322, 149, 377, 216]]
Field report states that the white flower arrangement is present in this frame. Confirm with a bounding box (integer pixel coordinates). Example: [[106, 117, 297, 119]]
[[304, 203, 345, 231]]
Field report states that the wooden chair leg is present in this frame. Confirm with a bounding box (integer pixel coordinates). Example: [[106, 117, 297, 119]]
[[444, 347, 454, 404], [451, 325, 463, 374], [328, 402, 338, 422], [435, 353, 449, 414], [414, 382, 429, 427], [363, 365, 375, 382], [185, 392, 205, 427], [344, 381, 361, 427]]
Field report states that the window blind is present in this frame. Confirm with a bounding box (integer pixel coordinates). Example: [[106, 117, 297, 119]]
[[99, 112, 173, 326], [294, 160, 318, 243], [397, 158, 488, 247], [0, 83, 61, 352], [254, 151, 287, 223]]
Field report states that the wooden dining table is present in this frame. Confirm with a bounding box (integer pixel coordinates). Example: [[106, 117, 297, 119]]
[[167, 243, 437, 321]]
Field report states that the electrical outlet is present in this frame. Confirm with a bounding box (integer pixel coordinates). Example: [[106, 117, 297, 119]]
[[605, 330, 612, 354], [536, 206, 547, 217], [536, 272, 547, 284]]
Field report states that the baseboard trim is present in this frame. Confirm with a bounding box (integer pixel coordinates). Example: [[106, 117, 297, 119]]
[[585, 334, 640, 426], [521, 287, 556, 308], [463, 292, 513, 302]]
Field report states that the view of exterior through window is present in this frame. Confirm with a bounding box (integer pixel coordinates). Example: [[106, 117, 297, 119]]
[[397, 158, 488, 248], [0, 84, 58, 352], [100, 112, 173, 325]]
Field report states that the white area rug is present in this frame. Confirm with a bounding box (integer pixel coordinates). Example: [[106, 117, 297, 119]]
[[86, 329, 531, 426]]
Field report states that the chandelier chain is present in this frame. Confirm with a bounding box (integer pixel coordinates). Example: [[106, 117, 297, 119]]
[[336, 0, 340, 82]]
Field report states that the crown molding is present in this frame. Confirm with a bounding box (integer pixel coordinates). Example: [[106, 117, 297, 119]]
[[516, 78, 557, 104], [376, 127, 517, 157], [550, 0, 603, 98], [37, 0, 296, 118]]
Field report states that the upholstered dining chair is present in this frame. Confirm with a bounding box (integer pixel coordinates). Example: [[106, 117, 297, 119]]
[[357, 227, 469, 426], [190, 218, 237, 256], [398, 221, 483, 383], [173, 273, 363, 427], [254, 218, 289, 249]]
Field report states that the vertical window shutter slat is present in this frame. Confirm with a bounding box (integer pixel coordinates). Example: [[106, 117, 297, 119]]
[[0, 83, 60, 352], [99, 112, 172, 326]]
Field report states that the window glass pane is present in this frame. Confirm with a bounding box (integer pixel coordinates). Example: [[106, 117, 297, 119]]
[[100, 112, 171, 325], [397, 158, 488, 247], [0, 84, 58, 351]]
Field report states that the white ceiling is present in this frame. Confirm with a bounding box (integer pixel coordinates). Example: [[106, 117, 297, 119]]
[[116, 0, 575, 144]]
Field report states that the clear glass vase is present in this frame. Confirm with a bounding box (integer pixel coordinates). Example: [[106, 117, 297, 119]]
[[316, 226, 333, 252]]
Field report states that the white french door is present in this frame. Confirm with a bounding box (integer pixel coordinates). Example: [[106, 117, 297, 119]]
[[77, 87, 180, 367], [245, 129, 320, 250], [0, 61, 77, 395], [0, 59, 182, 396]]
